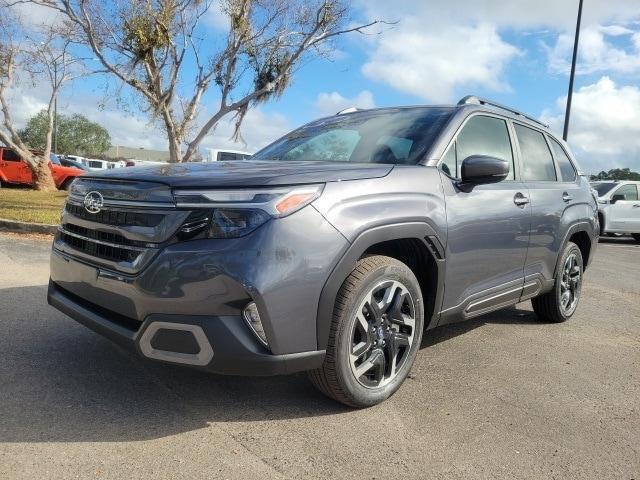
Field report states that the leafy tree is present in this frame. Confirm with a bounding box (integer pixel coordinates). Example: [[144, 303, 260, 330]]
[[31, 0, 385, 163], [20, 110, 111, 157], [590, 168, 640, 181]]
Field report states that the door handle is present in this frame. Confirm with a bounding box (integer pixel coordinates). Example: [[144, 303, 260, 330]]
[[514, 192, 529, 207], [562, 192, 573, 202]]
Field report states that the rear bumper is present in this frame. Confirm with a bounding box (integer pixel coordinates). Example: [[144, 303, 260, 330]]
[[48, 280, 325, 376]]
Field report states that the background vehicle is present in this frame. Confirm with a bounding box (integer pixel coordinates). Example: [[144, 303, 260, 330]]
[[0, 147, 84, 189], [591, 181, 640, 242], [48, 96, 598, 407], [59, 157, 89, 171], [203, 148, 252, 162]]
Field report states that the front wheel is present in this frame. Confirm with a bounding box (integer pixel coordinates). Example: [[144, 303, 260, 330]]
[[632, 234, 640, 243], [532, 241, 583, 323], [308, 255, 424, 407]]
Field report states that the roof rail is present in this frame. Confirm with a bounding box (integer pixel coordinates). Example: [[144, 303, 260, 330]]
[[336, 107, 359, 115], [457, 95, 549, 129]]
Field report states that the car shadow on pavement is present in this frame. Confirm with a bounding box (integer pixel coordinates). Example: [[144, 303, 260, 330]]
[[1, 285, 540, 444], [421, 305, 541, 349]]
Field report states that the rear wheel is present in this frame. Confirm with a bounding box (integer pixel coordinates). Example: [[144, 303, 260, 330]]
[[308, 255, 424, 407], [632, 234, 640, 243], [532, 242, 583, 323]]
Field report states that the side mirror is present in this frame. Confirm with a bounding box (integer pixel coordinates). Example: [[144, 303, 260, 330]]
[[460, 155, 510, 185], [611, 194, 625, 204]]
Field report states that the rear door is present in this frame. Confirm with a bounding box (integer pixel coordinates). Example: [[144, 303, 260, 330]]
[[608, 183, 640, 233], [439, 114, 531, 322], [513, 123, 565, 287]]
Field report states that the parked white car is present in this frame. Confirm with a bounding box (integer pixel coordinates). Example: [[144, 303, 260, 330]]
[[591, 180, 640, 242], [203, 148, 252, 162]]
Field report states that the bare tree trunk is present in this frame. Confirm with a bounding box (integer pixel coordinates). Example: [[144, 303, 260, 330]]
[[30, 154, 57, 191], [168, 135, 182, 163]]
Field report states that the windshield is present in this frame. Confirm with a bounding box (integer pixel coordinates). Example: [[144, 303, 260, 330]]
[[252, 107, 453, 165], [49, 154, 61, 165], [591, 182, 618, 196]]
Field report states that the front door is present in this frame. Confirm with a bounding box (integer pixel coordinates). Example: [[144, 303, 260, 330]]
[[608, 183, 640, 233], [439, 114, 530, 323], [0, 149, 31, 184]]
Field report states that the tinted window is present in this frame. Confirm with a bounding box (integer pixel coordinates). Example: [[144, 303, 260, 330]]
[[88, 161, 103, 168], [2, 149, 21, 162], [548, 137, 576, 181], [218, 151, 241, 161], [591, 182, 618, 196], [515, 124, 556, 181], [614, 184, 638, 201], [252, 108, 453, 164], [456, 116, 515, 179]]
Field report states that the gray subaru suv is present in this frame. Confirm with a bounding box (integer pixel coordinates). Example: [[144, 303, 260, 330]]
[[48, 96, 598, 407]]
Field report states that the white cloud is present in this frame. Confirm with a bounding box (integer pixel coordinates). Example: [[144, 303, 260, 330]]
[[314, 90, 375, 117], [354, 0, 640, 102], [361, 23, 520, 102], [201, 2, 229, 31], [547, 24, 640, 75], [541, 77, 640, 173]]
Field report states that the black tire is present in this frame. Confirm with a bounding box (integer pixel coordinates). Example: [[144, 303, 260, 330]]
[[59, 179, 72, 191], [632, 234, 640, 243], [531, 242, 583, 323], [308, 255, 424, 407]]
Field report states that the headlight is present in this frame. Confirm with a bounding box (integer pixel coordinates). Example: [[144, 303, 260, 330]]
[[209, 208, 271, 238], [174, 185, 324, 239]]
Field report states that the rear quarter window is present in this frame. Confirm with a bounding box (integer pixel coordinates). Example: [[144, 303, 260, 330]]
[[548, 137, 576, 182]]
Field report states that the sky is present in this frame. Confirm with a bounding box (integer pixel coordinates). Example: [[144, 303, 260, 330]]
[[8, 0, 640, 174]]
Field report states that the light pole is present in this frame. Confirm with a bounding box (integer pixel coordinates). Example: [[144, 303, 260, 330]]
[[53, 62, 58, 154], [563, 0, 583, 141]]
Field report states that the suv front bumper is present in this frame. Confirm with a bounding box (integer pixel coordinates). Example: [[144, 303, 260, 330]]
[[47, 205, 347, 374], [48, 280, 325, 375]]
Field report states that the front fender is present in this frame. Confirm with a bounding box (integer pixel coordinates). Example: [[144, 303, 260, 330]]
[[315, 222, 446, 351]]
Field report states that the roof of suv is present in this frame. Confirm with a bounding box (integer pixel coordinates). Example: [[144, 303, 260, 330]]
[[334, 95, 549, 132]]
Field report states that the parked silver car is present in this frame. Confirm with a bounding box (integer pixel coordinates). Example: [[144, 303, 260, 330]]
[[591, 181, 640, 242]]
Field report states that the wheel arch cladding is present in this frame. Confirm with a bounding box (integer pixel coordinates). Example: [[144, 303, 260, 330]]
[[555, 221, 595, 275], [316, 222, 445, 351]]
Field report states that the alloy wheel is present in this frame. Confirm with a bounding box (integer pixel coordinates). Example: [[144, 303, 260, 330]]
[[560, 253, 581, 315], [349, 280, 416, 388]]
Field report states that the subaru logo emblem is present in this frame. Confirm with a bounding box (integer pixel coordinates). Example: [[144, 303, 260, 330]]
[[83, 191, 104, 214]]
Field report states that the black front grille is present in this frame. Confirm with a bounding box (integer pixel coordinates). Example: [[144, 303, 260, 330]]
[[63, 223, 149, 248], [66, 203, 163, 227], [59, 231, 140, 263]]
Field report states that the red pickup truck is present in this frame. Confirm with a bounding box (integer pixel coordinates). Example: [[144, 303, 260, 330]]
[[0, 147, 84, 190]]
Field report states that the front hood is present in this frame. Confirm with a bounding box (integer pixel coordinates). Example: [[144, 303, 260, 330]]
[[81, 160, 393, 188]]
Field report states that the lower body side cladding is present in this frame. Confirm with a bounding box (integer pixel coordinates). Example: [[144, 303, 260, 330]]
[[48, 205, 349, 373]]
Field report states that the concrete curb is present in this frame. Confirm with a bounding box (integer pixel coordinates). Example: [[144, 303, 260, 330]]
[[0, 218, 57, 235]]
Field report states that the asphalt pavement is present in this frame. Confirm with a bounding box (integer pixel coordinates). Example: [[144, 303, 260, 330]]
[[0, 233, 638, 479]]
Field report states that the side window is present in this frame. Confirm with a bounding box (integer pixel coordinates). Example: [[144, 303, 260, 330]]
[[217, 152, 237, 161], [455, 115, 515, 180], [515, 124, 557, 181], [2, 149, 21, 162], [548, 137, 576, 182], [614, 184, 638, 201], [440, 142, 457, 177]]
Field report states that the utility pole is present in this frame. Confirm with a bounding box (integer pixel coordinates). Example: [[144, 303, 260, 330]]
[[563, 0, 583, 141], [53, 62, 58, 154]]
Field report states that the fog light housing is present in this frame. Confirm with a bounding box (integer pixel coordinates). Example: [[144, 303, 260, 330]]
[[242, 302, 269, 348]]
